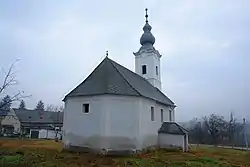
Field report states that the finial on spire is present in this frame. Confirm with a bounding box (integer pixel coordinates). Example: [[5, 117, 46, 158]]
[[106, 50, 108, 57], [145, 8, 148, 23], [140, 8, 155, 46]]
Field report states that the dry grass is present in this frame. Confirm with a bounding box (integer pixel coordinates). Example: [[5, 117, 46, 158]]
[[0, 138, 250, 167], [0, 138, 62, 151]]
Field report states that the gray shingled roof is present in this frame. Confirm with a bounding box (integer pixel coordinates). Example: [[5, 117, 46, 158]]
[[64, 57, 175, 106], [14, 109, 63, 124], [21, 122, 61, 130], [158, 122, 188, 135]]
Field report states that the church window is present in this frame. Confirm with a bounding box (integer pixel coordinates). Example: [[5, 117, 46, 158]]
[[169, 110, 172, 121], [142, 65, 147, 74], [82, 104, 89, 113], [151, 106, 154, 121], [161, 109, 164, 122], [156, 66, 158, 76]]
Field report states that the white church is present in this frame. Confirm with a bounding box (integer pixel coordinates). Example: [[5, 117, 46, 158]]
[[62, 9, 188, 154]]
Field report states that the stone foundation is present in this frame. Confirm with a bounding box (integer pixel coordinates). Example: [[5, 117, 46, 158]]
[[62, 144, 137, 155], [63, 144, 184, 155]]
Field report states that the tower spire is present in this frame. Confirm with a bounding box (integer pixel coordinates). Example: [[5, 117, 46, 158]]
[[145, 8, 148, 23], [134, 8, 162, 90], [140, 8, 155, 46]]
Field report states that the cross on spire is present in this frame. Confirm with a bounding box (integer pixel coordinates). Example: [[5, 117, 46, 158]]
[[145, 8, 148, 23], [106, 50, 108, 57]]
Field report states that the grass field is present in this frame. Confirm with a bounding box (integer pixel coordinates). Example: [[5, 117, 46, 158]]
[[0, 138, 250, 167]]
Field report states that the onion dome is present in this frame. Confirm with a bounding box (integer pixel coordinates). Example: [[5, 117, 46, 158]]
[[140, 8, 155, 46]]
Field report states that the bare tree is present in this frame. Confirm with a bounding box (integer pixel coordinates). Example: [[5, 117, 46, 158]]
[[188, 118, 205, 144], [188, 113, 248, 147], [59, 105, 64, 112], [227, 112, 237, 145], [0, 60, 29, 109], [46, 104, 64, 112], [203, 114, 227, 145], [243, 118, 249, 148]]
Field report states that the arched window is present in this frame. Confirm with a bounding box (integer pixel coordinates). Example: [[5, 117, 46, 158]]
[[169, 110, 172, 121], [151, 107, 154, 121], [161, 109, 164, 122], [142, 65, 147, 74]]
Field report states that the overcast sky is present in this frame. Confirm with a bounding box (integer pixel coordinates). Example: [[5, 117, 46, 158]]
[[0, 0, 249, 121]]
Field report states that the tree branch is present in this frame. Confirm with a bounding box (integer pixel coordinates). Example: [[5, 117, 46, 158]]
[[0, 92, 31, 109], [0, 59, 19, 94], [0, 59, 30, 110]]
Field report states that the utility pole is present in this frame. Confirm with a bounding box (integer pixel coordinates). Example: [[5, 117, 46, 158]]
[[243, 118, 248, 148]]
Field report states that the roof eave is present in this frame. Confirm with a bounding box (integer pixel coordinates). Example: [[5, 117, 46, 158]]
[[63, 93, 142, 100], [158, 131, 186, 135], [64, 94, 176, 108], [62, 96, 67, 102], [155, 100, 176, 107]]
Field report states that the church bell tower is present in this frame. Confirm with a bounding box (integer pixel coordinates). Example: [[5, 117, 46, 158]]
[[134, 8, 162, 90]]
